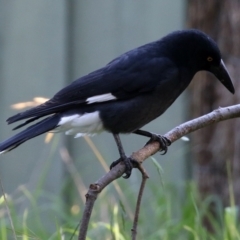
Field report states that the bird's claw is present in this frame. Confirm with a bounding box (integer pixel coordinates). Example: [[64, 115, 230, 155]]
[[110, 157, 139, 179], [146, 134, 171, 155]]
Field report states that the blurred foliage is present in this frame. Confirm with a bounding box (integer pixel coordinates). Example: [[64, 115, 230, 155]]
[[0, 177, 240, 240]]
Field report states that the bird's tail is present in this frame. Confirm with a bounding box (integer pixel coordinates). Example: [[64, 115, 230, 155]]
[[0, 115, 60, 154]]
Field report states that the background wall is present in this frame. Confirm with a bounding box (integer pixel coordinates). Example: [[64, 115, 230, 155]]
[[0, 0, 186, 202]]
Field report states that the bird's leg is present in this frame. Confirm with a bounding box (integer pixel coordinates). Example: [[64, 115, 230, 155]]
[[110, 134, 138, 178], [133, 129, 171, 155]]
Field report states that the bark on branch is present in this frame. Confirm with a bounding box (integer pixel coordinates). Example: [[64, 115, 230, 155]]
[[78, 104, 240, 240]]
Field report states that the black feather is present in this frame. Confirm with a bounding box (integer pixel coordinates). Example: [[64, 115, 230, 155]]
[[0, 115, 59, 153]]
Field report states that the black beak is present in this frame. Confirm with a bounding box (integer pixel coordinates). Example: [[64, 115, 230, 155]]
[[210, 59, 235, 94]]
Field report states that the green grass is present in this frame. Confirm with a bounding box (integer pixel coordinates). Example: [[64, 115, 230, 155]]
[[0, 179, 240, 240], [0, 136, 239, 239]]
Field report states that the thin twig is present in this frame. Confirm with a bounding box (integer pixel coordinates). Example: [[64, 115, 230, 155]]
[[131, 165, 149, 240], [78, 162, 125, 240], [78, 184, 98, 240], [78, 104, 240, 240]]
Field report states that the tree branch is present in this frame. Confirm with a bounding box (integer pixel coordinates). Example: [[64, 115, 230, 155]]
[[78, 104, 240, 240], [131, 165, 149, 240]]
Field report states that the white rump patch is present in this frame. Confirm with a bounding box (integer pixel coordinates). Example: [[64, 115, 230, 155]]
[[86, 93, 116, 104], [57, 112, 104, 137]]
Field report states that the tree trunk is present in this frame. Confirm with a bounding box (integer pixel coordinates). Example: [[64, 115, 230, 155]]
[[187, 0, 240, 229]]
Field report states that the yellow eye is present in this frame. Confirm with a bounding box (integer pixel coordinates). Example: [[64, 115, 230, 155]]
[[207, 56, 213, 62]]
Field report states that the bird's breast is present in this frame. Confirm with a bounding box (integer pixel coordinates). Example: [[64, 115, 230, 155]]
[[100, 77, 191, 133]]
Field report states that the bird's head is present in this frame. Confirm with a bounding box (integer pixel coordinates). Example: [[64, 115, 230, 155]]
[[163, 29, 235, 94]]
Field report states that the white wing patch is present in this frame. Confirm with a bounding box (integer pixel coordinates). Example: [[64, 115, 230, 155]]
[[56, 111, 104, 137], [86, 93, 116, 104]]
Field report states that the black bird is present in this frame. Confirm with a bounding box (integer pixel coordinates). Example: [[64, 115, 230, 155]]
[[0, 29, 235, 178]]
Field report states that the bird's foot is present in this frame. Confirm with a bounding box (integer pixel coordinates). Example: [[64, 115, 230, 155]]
[[146, 133, 171, 155], [110, 157, 139, 179]]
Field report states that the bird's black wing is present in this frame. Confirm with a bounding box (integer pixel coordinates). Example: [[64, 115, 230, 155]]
[[7, 47, 177, 125]]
